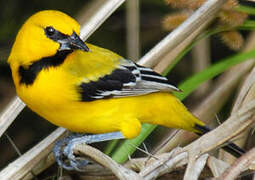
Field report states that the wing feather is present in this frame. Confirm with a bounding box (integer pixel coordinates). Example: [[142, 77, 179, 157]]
[[79, 59, 180, 101]]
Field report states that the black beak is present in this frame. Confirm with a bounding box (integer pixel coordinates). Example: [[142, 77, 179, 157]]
[[58, 32, 90, 52]]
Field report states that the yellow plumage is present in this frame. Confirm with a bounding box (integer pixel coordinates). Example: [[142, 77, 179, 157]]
[[8, 10, 204, 140]]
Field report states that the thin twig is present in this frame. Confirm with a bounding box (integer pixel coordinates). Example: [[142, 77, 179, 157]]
[[4, 133, 22, 156]]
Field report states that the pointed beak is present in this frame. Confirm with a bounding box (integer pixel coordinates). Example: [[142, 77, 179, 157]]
[[58, 31, 90, 52]]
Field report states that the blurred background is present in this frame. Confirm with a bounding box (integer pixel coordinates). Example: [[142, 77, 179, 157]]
[[0, 0, 254, 179]]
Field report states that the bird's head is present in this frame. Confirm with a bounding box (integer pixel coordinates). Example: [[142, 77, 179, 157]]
[[8, 10, 89, 68]]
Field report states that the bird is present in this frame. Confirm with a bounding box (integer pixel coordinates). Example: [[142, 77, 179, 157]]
[[8, 10, 244, 171]]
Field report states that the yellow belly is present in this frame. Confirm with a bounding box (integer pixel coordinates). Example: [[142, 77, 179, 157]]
[[19, 87, 203, 139], [16, 67, 204, 139]]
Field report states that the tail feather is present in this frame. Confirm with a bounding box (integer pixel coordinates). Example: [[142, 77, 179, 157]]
[[194, 124, 245, 158]]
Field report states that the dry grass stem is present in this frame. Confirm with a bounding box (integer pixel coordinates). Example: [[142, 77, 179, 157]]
[[0, 97, 25, 137], [232, 67, 255, 113], [184, 99, 255, 158], [22, 153, 56, 180], [75, 147, 188, 180], [79, 0, 125, 41], [154, 32, 255, 155], [76, 0, 105, 25], [138, 0, 228, 67], [164, 0, 246, 50], [220, 147, 255, 179], [154, 17, 210, 73], [139, 147, 187, 179], [192, 38, 211, 97], [71, 147, 235, 179], [74, 144, 142, 180], [178, 99, 255, 178], [207, 156, 230, 177], [183, 153, 209, 180], [71, 147, 188, 179], [126, 0, 140, 61], [0, 128, 66, 180], [219, 32, 255, 163]]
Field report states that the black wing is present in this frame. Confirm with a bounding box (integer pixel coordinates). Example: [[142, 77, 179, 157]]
[[79, 59, 180, 102]]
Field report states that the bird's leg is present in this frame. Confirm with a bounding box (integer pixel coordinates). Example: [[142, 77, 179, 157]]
[[53, 133, 85, 170], [53, 132, 125, 171]]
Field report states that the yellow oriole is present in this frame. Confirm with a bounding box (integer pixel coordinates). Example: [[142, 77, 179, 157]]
[[8, 10, 244, 171]]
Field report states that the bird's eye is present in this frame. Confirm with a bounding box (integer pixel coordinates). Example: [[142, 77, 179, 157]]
[[45, 26, 56, 36]]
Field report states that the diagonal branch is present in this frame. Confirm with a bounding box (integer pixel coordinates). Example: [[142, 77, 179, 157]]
[[74, 144, 142, 180], [220, 147, 255, 179], [138, 0, 228, 67], [183, 99, 255, 158]]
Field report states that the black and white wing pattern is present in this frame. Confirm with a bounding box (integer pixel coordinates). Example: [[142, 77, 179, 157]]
[[79, 59, 180, 102]]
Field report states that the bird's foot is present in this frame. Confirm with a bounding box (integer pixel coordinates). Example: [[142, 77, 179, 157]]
[[53, 132, 124, 171], [53, 133, 88, 171]]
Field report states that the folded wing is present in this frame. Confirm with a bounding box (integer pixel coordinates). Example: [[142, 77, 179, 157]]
[[79, 59, 180, 102]]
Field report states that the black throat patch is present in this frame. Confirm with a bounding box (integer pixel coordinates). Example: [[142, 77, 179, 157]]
[[18, 50, 72, 85]]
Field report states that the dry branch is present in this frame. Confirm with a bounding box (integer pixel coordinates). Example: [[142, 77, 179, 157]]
[[153, 19, 209, 73], [207, 156, 230, 178], [139, 147, 187, 179], [220, 147, 255, 179], [74, 144, 142, 180], [0, 128, 66, 180], [138, 0, 228, 67], [126, 0, 140, 61], [177, 99, 255, 179], [191, 38, 211, 97], [0, 97, 25, 137], [74, 146, 188, 180], [183, 99, 255, 160], [154, 32, 255, 155], [219, 33, 255, 163], [183, 154, 209, 180]]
